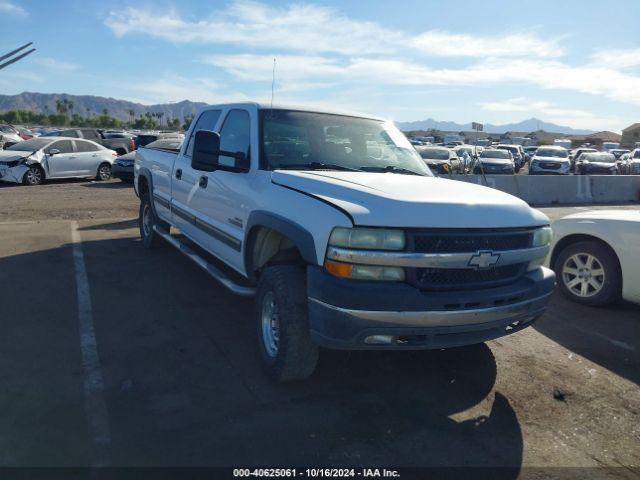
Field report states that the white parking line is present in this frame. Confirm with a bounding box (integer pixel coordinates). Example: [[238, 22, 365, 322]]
[[70, 220, 112, 466]]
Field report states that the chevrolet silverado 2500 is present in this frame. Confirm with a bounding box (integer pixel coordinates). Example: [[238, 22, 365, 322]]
[[134, 103, 556, 382]]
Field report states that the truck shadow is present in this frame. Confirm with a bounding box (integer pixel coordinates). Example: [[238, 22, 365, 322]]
[[534, 293, 640, 385], [0, 235, 523, 473]]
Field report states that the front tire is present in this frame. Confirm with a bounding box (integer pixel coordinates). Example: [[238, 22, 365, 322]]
[[96, 163, 112, 181], [554, 241, 621, 306], [256, 265, 319, 382], [22, 165, 43, 186]]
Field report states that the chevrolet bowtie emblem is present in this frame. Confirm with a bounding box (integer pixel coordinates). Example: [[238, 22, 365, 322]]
[[468, 250, 501, 269]]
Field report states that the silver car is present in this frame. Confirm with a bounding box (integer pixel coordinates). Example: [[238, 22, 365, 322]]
[[0, 137, 117, 185]]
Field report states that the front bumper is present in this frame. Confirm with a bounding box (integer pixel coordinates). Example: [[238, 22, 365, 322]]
[[112, 163, 134, 180], [0, 164, 28, 183], [530, 162, 570, 175], [307, 265, 555, 349]]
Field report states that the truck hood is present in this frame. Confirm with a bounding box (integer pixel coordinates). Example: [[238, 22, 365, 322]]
[[272, 170, 549, 228]]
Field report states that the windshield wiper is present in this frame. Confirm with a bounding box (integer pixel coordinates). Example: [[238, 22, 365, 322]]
[[273, 162, 360, 172], [360, 165, 424, 176]]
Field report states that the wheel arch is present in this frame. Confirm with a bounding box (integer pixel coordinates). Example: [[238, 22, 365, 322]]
[[244, 211, 317, 281]]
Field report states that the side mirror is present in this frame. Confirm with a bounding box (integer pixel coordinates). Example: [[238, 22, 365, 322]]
[[191, 130, 220, 172], [191, 130, 249, 172], [48, 149, 60, 155]]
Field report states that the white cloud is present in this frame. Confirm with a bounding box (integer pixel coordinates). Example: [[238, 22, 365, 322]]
[[33, 58, 80, 72], [0, 1, 26, 16], [106, 2, 557, 59], [412, 31, 563, 58], [591, 48, 640, 69], [205, 54, 640, 107], [106, 2, 401, 56]]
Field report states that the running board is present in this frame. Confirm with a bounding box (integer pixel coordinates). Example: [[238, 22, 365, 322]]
[[153, 225, 256, 297]]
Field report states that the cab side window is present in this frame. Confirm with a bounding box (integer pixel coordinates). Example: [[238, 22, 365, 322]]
[[219, 110, 250, 167], [45, 140, 74, 154], [186, 110, 221, 157]]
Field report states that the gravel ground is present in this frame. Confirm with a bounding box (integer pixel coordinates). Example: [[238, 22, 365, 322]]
[[0, 178, 638, 476]]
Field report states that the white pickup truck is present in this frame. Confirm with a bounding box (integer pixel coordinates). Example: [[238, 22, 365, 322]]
[[134, 103, 556, 382]]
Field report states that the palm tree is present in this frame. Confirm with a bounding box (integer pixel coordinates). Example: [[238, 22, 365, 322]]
[[102, 108, 108, 117], [66, 99, 74, 116], [128, 109, 135, 126], [157, 111, 164, 127]]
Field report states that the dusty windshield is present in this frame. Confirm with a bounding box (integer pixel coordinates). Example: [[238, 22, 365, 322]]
[[261, 109, 432, 176]]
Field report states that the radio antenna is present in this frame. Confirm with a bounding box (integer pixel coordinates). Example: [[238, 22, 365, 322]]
[[269, 57, 276, 118]]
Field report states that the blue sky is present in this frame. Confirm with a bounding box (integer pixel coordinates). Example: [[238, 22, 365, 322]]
[[0, 0, 639, 131]]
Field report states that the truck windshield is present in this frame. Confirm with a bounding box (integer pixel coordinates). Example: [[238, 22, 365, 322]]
[[261, 110, 432, 176]]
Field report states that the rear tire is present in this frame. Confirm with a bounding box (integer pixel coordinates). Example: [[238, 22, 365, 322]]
[[256, 265, 319, 382], [553, 240, 621, 306], [96, 163, 112, 181], [22, 165, 43, 186], [139, 192, 168, 248]]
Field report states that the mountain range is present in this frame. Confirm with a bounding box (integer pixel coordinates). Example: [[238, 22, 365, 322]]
[[0, 92, 207, 122], [0, 92, 595, 134], [395, 118, 594, 135]]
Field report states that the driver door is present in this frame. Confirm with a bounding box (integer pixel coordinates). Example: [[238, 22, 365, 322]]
[[44, 140, 77, 178]]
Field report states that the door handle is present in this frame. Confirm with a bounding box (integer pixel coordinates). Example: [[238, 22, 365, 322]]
[[199, 175, 208, 188], [175, 168, 182, 180]]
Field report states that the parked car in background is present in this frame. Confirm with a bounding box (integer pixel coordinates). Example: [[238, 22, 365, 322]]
[[609, 149, 630, 159], [415, 146, 461, 174], [623, 151, 640, 175], [496, 144, 525, 172], [134, 132, 184, 148], [0, 124, 23, 149], [43, 128, 136, 156], [113, 137, 183, 182], [529, 146, 570, 175], [574, 152, 619, 175], [569, 147, 598, 171], [0, 137, 116, 185], [455, 145, 479, 172], [13, 125, 35, 140], [473, 148, 515, 174], [550, 210, 640, 306], [523, 146, 538, 162]]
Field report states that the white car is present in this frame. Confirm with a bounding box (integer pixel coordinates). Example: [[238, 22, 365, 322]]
[[529, 146, 571, 175], [0, 124, 23, 148], [550, 210, 640, 306], [0, 137, 117, 185]]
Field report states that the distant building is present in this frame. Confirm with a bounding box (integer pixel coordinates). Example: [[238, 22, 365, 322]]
[[568, 131, 622, 148], [621, 123, 640, 147]]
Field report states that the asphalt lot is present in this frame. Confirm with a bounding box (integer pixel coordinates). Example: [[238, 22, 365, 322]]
[[0, 179, 639, 475]]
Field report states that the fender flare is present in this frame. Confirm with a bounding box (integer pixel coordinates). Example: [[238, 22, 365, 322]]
[[136, 167, 160, 216], [244, 211, 318, 276]]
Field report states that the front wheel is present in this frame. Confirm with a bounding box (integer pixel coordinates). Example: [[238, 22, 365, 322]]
[[256, 265, 319, 382], [96, 163, 112, 181], [23, 165, 43, 186], [554, 241, 621, 306]]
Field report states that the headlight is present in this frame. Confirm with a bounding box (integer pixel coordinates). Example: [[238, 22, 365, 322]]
[[329, 227, 405, 250], [532, 226, 552, 247]]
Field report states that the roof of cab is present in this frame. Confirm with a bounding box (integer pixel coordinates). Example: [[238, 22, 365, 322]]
[[199, 102, 385, 122]]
